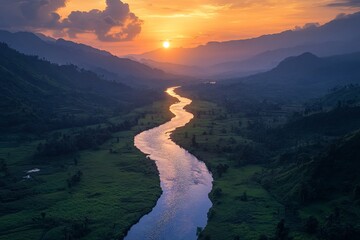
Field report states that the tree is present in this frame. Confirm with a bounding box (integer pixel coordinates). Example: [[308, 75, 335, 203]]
[[304, 216, 319, 234], [213, 188, 223, 199], [353, 184, 360, 200], [240, 191, 248, 202], [216, 163, 229, 177], [73, 157, 78, 166], [191, 135, 198, 147], [67, 170, 83, 188], [0, 159, 9, 176], [275, 219, 292, 240]]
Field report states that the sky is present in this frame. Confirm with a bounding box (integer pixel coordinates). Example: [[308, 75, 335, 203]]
[[0, 0, 360, 55]]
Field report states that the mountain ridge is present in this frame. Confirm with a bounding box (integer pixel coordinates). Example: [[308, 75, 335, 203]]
[[134, 11, 360, 78], [0, 43, 161, 132], [0, 30, 179, 87]]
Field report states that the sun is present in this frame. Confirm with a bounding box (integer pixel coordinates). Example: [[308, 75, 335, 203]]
[[163, 41, 170, 49]]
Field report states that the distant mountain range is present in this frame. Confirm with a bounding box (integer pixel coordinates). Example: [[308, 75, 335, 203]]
[[1, 12, 360, 84], [134, 11, 360, 79], [230, 51, 360, 100], [187, 51, 360, 105], [0, 30, 181, 88]]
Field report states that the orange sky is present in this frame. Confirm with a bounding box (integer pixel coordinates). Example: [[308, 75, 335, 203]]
[[54, 0, 358, 56]]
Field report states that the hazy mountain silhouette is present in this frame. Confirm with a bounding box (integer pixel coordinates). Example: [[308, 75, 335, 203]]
[[140, 59, 207, 77], [211, 40, 360, 78], [140, 58, 260, 79], [135, 12, 360, 78], [215, 51, 360, 101], [0, 30, 178, 87]]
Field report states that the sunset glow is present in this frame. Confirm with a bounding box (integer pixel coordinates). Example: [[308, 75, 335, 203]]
[[2, 0, 360, 55], [49, 0, 359, 55]]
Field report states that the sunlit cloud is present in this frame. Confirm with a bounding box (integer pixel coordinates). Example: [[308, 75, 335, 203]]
[[146, 4, 231, 19]]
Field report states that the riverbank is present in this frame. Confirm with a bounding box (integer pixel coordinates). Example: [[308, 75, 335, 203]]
[[125, 87, 212, 240], [0, 99, 174, 240], [171, 100, 285, 240]]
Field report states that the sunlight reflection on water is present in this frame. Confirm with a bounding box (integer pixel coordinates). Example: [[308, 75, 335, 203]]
[[125, 87, 213, 240]]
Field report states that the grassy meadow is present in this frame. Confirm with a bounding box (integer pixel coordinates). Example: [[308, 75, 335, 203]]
[[0, 99, 174, 240], [171, 100, 283, 239], [171, 99, 328, 240]]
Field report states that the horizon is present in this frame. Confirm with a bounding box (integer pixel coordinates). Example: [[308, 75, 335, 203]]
[[0, 0, 359, 56]]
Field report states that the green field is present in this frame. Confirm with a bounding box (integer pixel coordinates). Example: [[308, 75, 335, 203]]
[[171, 100, 283, 239], [0, 100, 174, 240], [171, 100, 323, 240]]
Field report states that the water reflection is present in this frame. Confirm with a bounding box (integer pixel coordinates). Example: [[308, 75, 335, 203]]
[[125, 87, 213, 240]]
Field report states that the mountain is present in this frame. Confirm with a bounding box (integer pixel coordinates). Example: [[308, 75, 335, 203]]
[[0, 43, 161, 133], [225, 51, 360, 100], [141, 58, 261, 79], [211, 40, 360, 78], [181, 51, 360, 110], [140, 59, 207, 77], [0, 30, 178, 87], [134, 12, 360, 78]]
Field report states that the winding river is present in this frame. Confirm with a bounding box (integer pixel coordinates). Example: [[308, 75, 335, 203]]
[[125, 87, 213, 240]]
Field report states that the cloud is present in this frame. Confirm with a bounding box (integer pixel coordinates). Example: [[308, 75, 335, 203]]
[[61, 0, 143, 41], [294, 22, 320, 31], [327, 0, 360, 7], [0, 0, 143, 42], [0, 0, 65, 29]]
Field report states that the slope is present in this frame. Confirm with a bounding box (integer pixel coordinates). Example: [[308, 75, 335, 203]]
[[0, 30, 177, 87], [0, 43, 160, 133], [135, 11, 360, 78]]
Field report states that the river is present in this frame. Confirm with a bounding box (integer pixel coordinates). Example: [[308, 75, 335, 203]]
[[125, 87, 213, 240]]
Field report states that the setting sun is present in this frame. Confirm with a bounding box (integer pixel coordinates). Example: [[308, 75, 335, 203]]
[[163, 41, 170, 49]]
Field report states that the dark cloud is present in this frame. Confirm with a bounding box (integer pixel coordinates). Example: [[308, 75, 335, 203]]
[[327, 0, 360, 7], [0, 0, 143, 42], [0, 0, 65, 29]]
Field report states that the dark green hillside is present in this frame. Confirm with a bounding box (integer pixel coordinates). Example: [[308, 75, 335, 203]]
[[310, 131, 360, 198], [307, 84, 360, 109], [173, 63, 360, 239], [260, 129, 360, 203], [0, 43, 160, 133], [281, 106, 360, 137]]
